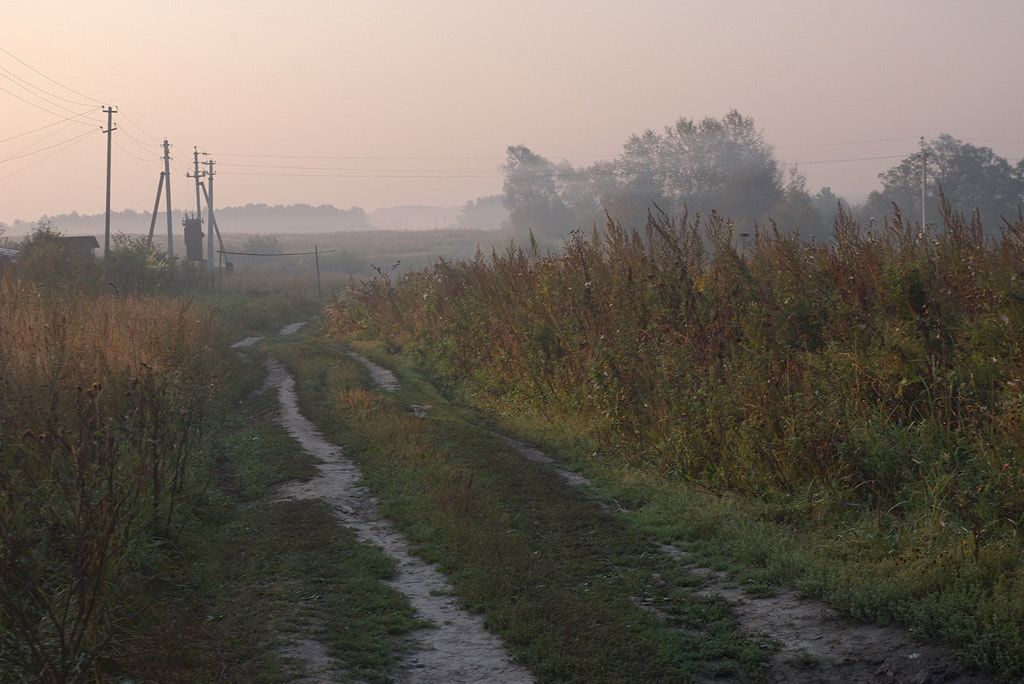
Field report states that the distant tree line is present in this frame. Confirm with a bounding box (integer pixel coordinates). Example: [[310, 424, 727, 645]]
[[862, 133, 1024, 231], [6, 203, 373, 237], [501, 111, 1024, 242]]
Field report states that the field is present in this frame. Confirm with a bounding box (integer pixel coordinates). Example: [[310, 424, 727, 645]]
[[3, 204, 1024, 681], [324, 203, 1024, 678], [0, 275, 221, 682]]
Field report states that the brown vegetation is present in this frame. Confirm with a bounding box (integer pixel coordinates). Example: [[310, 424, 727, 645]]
[[0, 274, 220, 682], [325, 200, 1024, 676]]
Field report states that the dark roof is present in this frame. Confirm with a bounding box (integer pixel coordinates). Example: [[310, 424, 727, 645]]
[[59, 236, 100, 250]]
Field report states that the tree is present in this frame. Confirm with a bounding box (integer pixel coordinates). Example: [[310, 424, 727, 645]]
[[17, 220, 83, 284], [455, 195, 509, 231], [766, 169, 827, 242], [500, 145, 580, 239], [877, 134, 1024, 231], [592, 110, 783, 230], [810, 187, 848, 230], [104, 233, 176, 294]]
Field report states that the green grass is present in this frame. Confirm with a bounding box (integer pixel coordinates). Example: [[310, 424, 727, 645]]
[[101, 330, 425, 684]]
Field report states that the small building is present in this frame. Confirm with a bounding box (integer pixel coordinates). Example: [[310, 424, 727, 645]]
[[58, 236, 100, 258]]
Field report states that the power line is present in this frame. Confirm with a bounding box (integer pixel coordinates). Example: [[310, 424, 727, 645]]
[[779, 154, 909, 166], [0, 46, 105, 106], [115, 124, 162, 157], [0, 128, 99, 180], [112, 138, 159, 163], [0, 127, 99, 165], [775, 136, 920, 150], [117, 109, 162, 145], [211, 151, 618, 162], [218, 161, 498, 173], [0, 109, 98, 144], [0, 64, 98, 112], [218, 170, 505, 179], [0, 83, 101, 123], [213, 152, 509, 161]]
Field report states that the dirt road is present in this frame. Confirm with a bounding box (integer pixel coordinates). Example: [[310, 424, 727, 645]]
[[253, 324, 994, 682]]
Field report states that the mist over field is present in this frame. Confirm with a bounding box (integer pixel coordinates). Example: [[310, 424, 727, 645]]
[[6, 4, 1024, 681], [2, 198, 509, 238]]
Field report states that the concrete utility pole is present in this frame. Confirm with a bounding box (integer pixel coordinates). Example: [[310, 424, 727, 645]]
[[102, 106, 116, 259], [189, 147, 205, 220], [921, 136, 927, 231], [206, 158, 215, 269], [163, 140, 174, 258], [147, 171, 165, 245]]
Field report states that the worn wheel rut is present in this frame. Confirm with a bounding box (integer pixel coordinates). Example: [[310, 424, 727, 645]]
[[265, 355, 532, 683], [249, 324, 993, 682]]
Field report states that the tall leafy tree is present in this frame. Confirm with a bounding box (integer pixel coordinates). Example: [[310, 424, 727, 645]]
[[876, 134, 1024, 230], [766, 169, 828, 242], [500, 145, 580, 239], [592, 109, 783, 230]]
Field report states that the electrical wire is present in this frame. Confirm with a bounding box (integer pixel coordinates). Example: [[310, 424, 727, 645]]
[[0, 65, 99, 116], [218, 170, 504, 179], [0, 47, 105, 106], [0, 108, 98, 145], [117, 109, 162, 145], [0, 124, 99, 165], [0, 128, 99, 180], [775, 136, 920, 149], [778, 154, 909, 166], [112, 138, 160, 163], [115, 124, 162, 158], [217, 162, 498, 173], [0, 83, 102, 123]]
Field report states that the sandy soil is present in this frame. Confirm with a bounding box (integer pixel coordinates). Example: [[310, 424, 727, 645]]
[[250, 326, 996, 682]]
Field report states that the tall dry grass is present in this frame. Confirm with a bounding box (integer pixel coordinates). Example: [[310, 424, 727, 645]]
[[0, 275, 220, 683], [326, 200, 1024, 551], [325, 201, 1024, 674]]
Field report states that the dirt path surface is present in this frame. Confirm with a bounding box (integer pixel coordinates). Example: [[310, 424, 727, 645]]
[[670, 547, 994, 684], [265, 356, 533, 683], [251, 327, 994, 682], [502, 430, 992, 683]]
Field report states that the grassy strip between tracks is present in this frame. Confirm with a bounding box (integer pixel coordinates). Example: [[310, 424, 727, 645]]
[[271, 335, 769, 683]]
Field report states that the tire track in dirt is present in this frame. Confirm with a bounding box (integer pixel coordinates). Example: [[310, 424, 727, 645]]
[[499, 426, 992, 682], [265, 355, 532, 683], [252, 327, 992, 682]]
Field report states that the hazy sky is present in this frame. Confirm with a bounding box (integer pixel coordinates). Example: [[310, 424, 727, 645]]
[[4, 0, 1023, 227]]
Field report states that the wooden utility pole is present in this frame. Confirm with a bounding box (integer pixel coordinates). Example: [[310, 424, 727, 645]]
[[163, 140, 174, 258], [102, 106, 116, 259]]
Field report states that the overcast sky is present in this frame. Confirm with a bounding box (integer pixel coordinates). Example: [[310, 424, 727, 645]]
[[3, 0, 1023, 227]]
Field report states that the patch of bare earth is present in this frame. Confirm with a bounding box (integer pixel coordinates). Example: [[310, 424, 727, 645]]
[[660, 545, 995, 684], [496, 439, 993, 683]]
